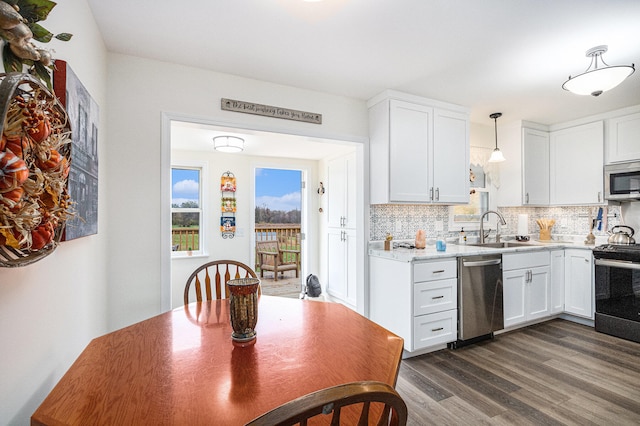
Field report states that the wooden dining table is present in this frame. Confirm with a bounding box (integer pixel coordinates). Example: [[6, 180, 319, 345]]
[[31, 296, 404, 425]]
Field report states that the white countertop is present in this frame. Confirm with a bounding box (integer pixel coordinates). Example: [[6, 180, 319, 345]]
[[369, 237, 603, 262]]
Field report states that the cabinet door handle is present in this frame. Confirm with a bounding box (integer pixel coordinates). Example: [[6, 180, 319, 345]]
[[525, 193, 529, 204], [431, 327, 444, 332], [432, 269, 446, 273], [432, 295, 444, 300], [598, 191, 601, 203], [430, 187, 434, 201], [435, 187, 440, 201]]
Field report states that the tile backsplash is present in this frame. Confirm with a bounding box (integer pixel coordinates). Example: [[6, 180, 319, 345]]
[[369, 204, 621, 241]]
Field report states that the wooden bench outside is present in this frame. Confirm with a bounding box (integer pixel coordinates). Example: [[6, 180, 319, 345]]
[[256, 240, 299, 281]]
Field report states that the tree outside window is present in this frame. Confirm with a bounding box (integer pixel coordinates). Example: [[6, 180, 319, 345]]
[[171, 167, 201, 254]]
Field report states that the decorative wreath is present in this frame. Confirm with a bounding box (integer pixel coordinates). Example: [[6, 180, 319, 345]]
[[0, 73, 72, 266]]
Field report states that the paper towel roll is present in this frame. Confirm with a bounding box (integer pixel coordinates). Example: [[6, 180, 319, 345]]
[[517, 214, 529, 236]]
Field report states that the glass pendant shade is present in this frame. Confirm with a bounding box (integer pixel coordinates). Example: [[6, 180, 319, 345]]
[[213, 136, 244, 152], [488, 148, 506, 163], [563, 46, 635, 97]]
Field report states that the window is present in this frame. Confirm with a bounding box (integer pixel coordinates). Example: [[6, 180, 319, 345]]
[[449, 162, 490, 231], [171, 166, 203, 255]]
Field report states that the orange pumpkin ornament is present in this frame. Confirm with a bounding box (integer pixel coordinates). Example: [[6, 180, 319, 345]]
[[27, 116, 51, 143], [0, 186, 24, 210], [30, 221, 54, 251], [3, 134, 30, 157], [0, 150, 29, 189], [37, 149, 61, 170], [59, 157, 70, 178]]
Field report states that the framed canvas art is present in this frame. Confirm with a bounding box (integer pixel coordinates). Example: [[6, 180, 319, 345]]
[[53, 60, 99, 240]]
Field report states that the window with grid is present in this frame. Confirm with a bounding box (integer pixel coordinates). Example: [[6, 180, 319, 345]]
[[171, 167, 202, 255]]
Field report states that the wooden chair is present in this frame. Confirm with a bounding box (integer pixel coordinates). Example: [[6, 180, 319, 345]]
[[184, 260, 258, 305], [256, 240, 300, 282], [246, 381, 408, 426]]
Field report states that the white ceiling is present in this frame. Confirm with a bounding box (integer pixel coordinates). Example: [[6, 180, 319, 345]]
[[170, 120, 356, 159], [87, 0, 640, 148]]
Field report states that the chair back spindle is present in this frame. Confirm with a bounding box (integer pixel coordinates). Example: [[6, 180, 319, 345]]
[[245, 381, 407, 426], [184, 260, 258, 305]]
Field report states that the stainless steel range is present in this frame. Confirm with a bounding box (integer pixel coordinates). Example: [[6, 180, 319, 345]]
[[593, 243, 640, 343]]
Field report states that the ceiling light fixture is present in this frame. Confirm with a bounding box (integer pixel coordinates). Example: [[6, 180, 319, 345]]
[[488, 112, 505, 163], [213, 136, 244, 153], [562, 45, 635, 97]]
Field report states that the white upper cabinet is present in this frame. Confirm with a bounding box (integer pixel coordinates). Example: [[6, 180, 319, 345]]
[[369, 91, 470, 204], [433, 109, 471, 203], [496, 122, 549, 207], [522, 128, 550, 206], [607, 111, 640, 164], [387, 100, 432, 202], [550, 121, 604, 205]]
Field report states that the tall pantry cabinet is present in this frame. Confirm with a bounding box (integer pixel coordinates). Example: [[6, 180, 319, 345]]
[[326, 153, 357, 307]]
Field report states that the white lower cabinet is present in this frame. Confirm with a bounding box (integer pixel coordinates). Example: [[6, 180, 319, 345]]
[[413, 309, 457, 349], [550, 249, 565, 314], [564, 249, 594, 319], [327, 228, 356, 307], [503, 251, 550, 328], [369, 256, 457, 355]]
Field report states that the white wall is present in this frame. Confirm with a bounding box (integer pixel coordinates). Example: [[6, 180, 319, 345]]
[[0, 1, 108, 424], [105, 53, 368, 330]]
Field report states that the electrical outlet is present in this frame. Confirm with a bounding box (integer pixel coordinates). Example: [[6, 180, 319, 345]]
[[236, 227, 244, 237], [435, 220, 444, 232], [395, 221, 402, 233]]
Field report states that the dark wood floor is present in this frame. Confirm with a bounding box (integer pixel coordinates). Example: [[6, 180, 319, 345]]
[[397, 319, 640, 425]]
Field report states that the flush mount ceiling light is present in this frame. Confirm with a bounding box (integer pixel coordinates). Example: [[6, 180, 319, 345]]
[[562, 45, 635, 97], [213, 136, 244, 153], [488, 112, 505, 163]]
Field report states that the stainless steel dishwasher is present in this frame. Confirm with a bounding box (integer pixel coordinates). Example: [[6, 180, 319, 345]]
[[450, 254, 504, 348]]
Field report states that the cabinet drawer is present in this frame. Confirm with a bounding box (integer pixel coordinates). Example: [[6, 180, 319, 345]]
[[503, 251, 549, 271], [414, 259, 457, 282], [413, 309, 457, 350], [414, 278, 457, 315]]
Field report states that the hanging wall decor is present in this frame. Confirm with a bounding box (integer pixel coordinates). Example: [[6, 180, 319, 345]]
[[0, 74, 72, 267], [220, 171, 236, 239], [53, 60, 99, 240]]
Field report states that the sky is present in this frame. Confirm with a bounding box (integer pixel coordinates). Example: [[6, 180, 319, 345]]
[[255, 168, 301, 212], [171, 167, 301, 211], [172, 168, 200, 206]]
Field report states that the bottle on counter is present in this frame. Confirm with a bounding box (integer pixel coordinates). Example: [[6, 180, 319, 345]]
[[415, 229, 426, 249], [458, 227, 466, 245]]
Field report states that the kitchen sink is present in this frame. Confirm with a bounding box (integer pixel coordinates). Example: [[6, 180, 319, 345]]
[[466, 241, 538, 248]]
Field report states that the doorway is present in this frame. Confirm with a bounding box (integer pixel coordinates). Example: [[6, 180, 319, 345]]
[[254, 167, 304, 298], [165, 115, 365, 311]]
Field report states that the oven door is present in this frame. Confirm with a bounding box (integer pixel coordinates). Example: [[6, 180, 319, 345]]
[[594, 258, 640, 342]]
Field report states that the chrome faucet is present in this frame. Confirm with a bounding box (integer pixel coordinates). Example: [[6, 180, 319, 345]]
[[479, 210, 507, 244]]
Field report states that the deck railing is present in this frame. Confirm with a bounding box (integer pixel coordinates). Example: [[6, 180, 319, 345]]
[[171, 224, 301, 253], [255, 223, 301, 248], [172, 227, 199, 251]]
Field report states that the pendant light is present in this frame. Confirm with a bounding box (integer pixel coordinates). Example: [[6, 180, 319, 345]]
[[562, 45, 635, 97], [488, 112, 505, 163], [213, 136, 244, 153]]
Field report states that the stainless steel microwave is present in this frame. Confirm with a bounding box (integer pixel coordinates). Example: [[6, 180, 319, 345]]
[[604, 161, 640, 201]]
